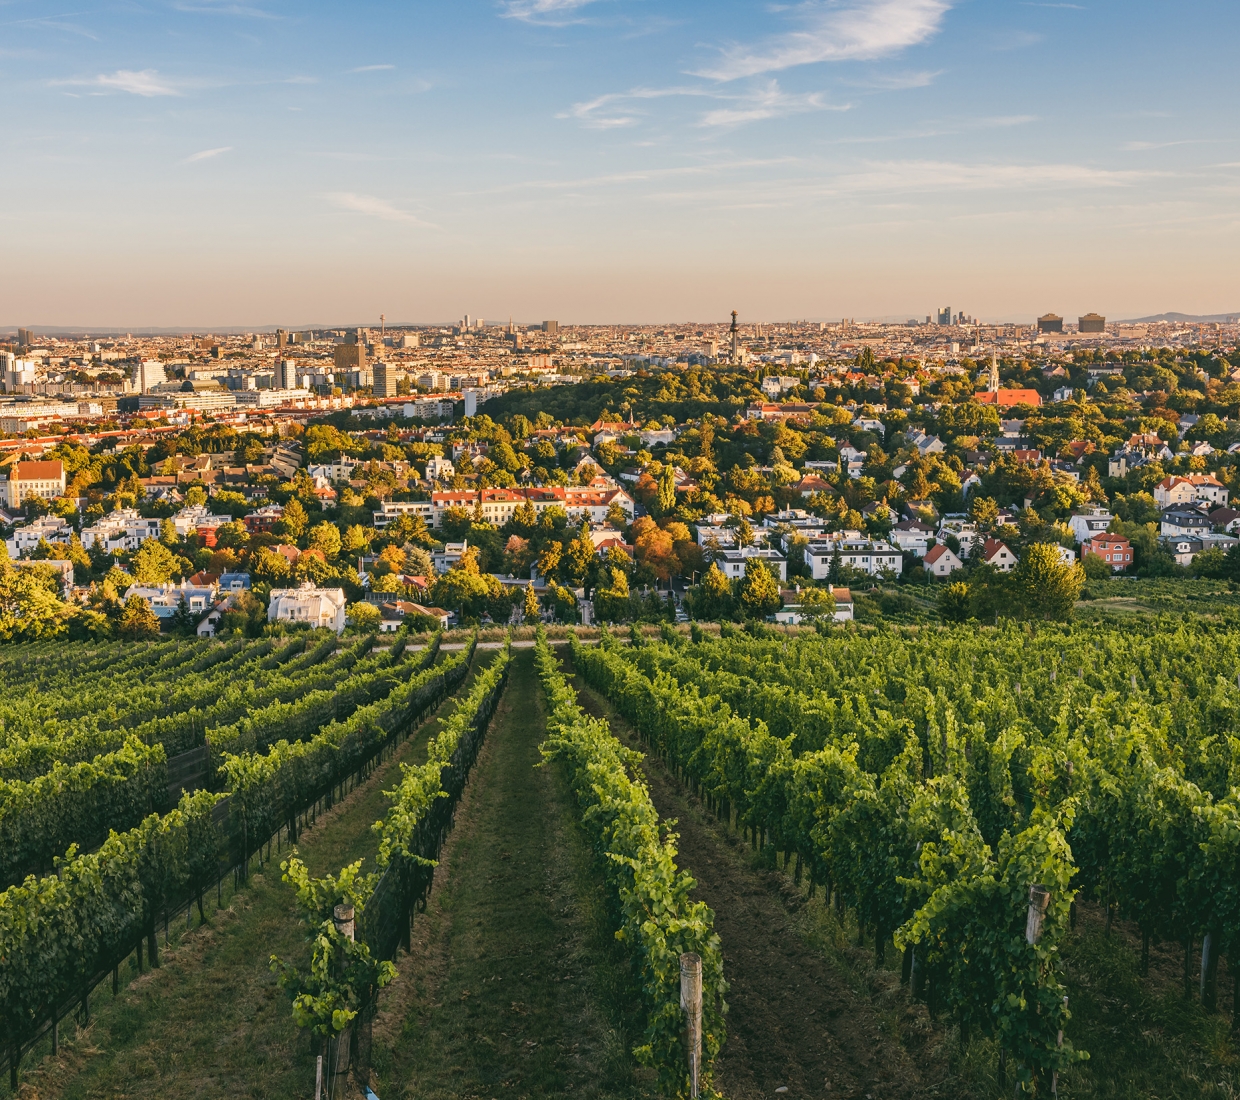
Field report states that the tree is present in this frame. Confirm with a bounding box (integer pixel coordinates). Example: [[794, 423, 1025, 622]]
[[252, 545, 293, 582], [827, 547, 843, 584], [593, 567, 631, 622], [346, 602, 381, 631], [739, 559, 781, 618], [1080, 551, 1112, 581], [969, 496, 1000, 531], [308, 522, 342, 560], [169, 595, 198, 636], [404, 545, 435, 579], [694, 562, 733, 620], [523, 583, 541, 623], [1011, 542, 1085, 621], [0, 563, 68, 641], [658, 463, 676, 513], [117, 594, 161, 640], [132, 538, 180, 585], [937, 581, 972, 623], [213, 521, 249, 551], [219, 591, 267, 637], [342, 524, 370, 554], [185, 485, 208, 508], [281, 498, 309, 540]]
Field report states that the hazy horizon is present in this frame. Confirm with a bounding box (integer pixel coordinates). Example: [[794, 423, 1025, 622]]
[[2, 0, 1237, 327]]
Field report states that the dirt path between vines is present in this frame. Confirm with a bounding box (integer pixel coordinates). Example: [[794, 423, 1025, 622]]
[[370, 648, 651, 1100], [570, 663, 952, 1100]]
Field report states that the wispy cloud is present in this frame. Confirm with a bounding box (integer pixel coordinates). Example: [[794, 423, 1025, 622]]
[[183, 146, 232, 163], [694, 0, 952, 82], [501, 0, 600, 25], [349, 64, 395, 73], [844, 68, 942, 90], [93, 69, 181, 96], [327, 192, 438, 228], [170, 1, 278, 18], [837, 159, 1152, 192], [698, 81, 851, 128], [561, 81, 848, 130]]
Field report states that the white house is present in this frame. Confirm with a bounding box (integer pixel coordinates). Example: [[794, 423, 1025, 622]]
[[425, 456, 455, 480], [433, 541, 470, 573], [775, 585, 854, 624], [268, 583, 348, 633], [1154, 474, 1229, 508], [716, 547, 788, 582], [81, 508, 162, 552], [890, 519, 935, 557], [5, 514, 72, 558], [806, 538, 903, 578], [937, 516, 981, 554], [1068, 507, 1113, 545], [923, 544, 963, 577], [983, 539, 1016, 573], [124, 579, 218, 620], [171, 503, 234, 538]]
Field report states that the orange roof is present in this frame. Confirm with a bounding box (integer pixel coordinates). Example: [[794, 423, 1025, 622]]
[[975, 389, 1042, 407], [11, 460, 65, 481]]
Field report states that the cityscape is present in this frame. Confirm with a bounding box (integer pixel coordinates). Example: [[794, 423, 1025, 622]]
[[3, 1, 1240, 1099]]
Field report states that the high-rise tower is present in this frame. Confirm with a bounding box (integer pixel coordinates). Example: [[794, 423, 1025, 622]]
[[729, 310, 739, 362]]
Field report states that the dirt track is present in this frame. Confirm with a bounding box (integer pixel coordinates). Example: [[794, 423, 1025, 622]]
[[571, 667, 951, 1100]]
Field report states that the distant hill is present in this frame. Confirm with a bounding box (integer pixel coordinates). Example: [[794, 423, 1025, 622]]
[[1121, 311, 1240, 324]]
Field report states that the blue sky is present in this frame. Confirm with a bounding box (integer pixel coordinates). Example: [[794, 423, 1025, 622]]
[[1, 0, 1237, 327]]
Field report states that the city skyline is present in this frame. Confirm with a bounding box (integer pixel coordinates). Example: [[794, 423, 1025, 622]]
[[2, 0, 1238, 326]]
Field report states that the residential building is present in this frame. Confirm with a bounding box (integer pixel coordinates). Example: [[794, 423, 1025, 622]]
[[373, 361, 398, 398], [124, 579, 218, 620], [775, 584, 854, 624], [715, 547, 788, 582], [5, 514, 72, 557], [243, 504, 285, 534], [974, 388, 1043, 408], [906, 429, 944, 455], [1082, 534, 1133, 572], [937, 515, 981, 553], [806, 538, 903, 578], [890, 519, 935, 556], [172, 503, 234, 539], [432, 541, 470, 573], [1068, 507, 1113, 545], [2, 460, 66, 507], [81, 508, 162, 552], [983, 538, 1016, 572], [268, 583, 348, 633], [1209, 507, 1240, 534], [1159, 503, 1213, 537], [923, 544, 963, 577], [425, 456, 455, 480], [1154, 474, 1229, 508], [1160, 533, 1240, 567]]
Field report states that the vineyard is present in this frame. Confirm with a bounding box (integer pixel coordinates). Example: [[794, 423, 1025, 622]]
[[2, 620, 1240, 1098]]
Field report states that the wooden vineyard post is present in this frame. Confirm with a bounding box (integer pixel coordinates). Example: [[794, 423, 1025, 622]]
[[1201, 931, 1220, 1011], [328, 903, 355, 1099], [680, 952, 703, 1100], [1026, 884, 1050, 946], [1052, 994, 1067, 1097]]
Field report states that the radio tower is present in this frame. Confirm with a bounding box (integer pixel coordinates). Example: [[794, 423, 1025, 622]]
[[729, 310, 739, 363]]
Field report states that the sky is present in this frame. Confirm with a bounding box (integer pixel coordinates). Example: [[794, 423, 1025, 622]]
[[1, 0, 1238, 328]]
